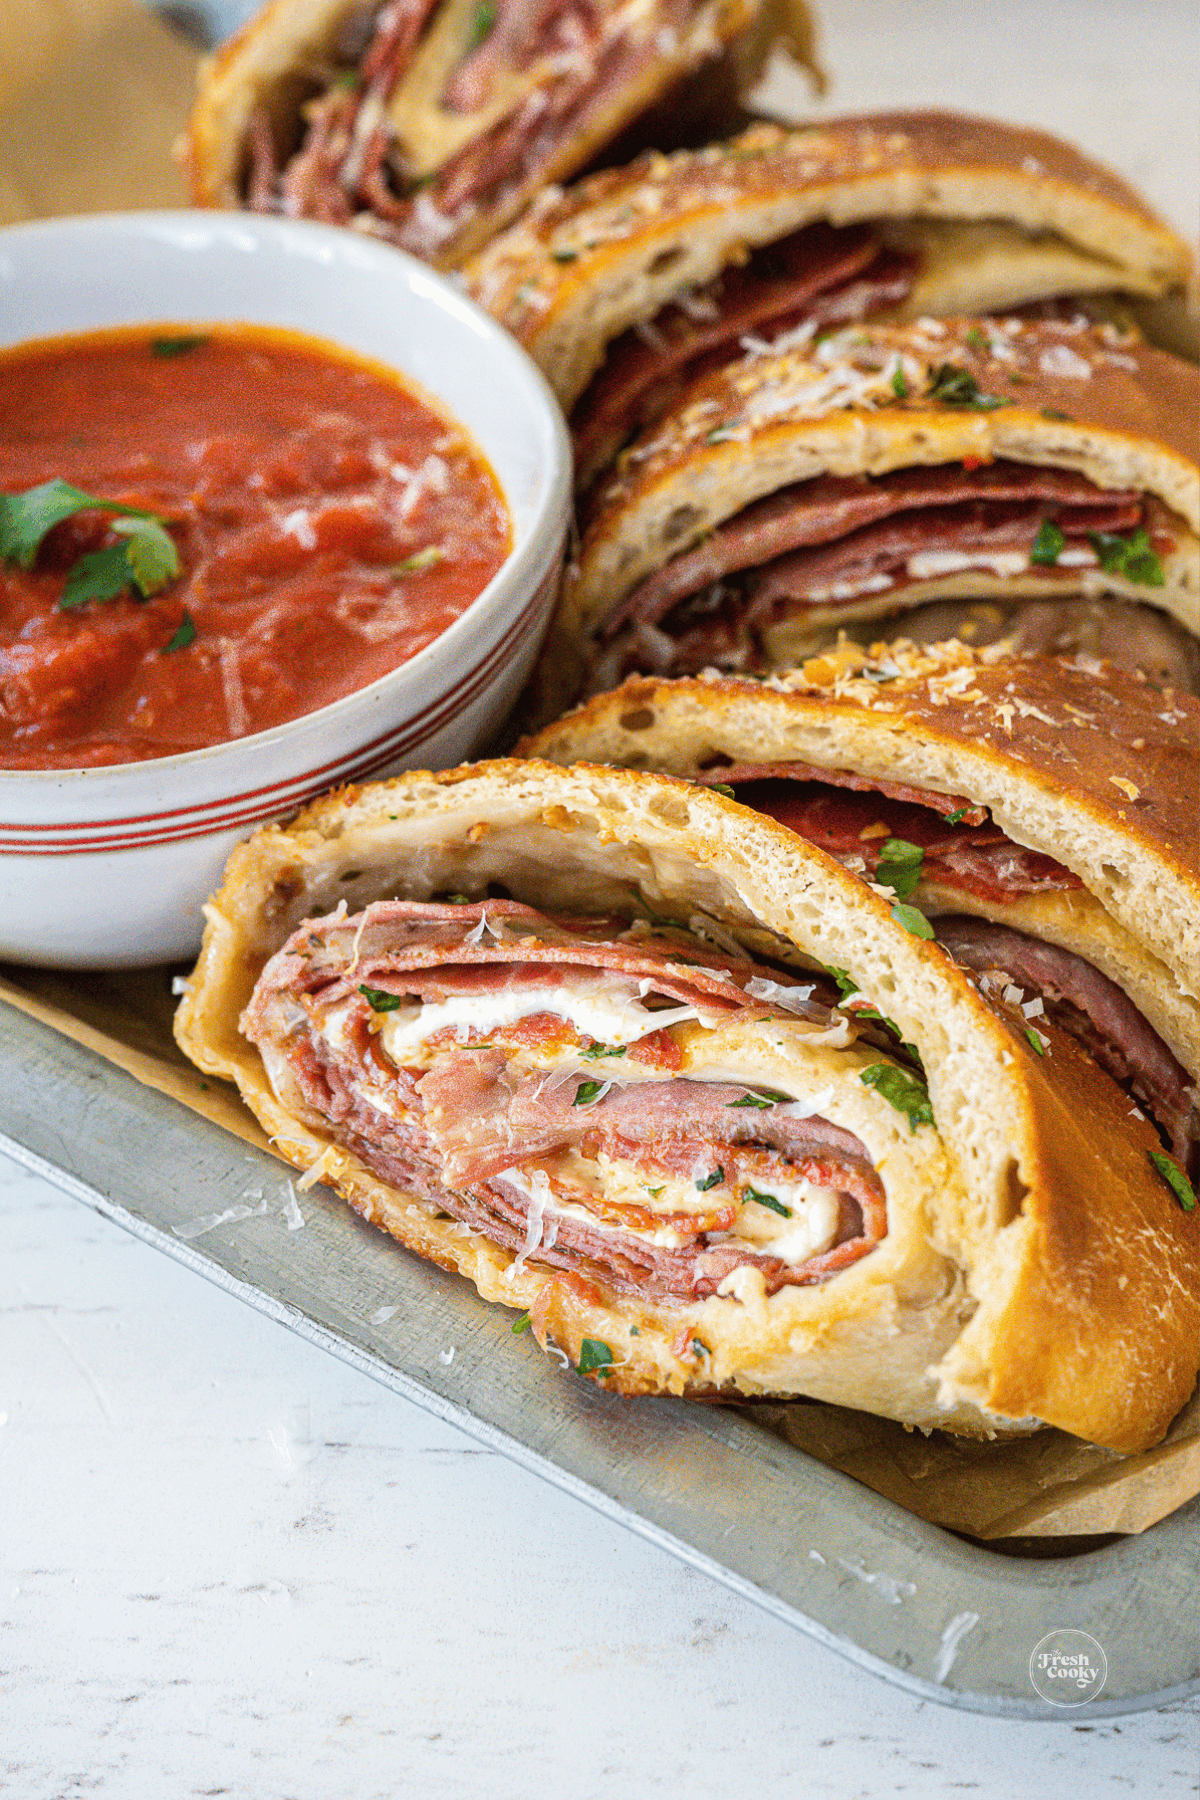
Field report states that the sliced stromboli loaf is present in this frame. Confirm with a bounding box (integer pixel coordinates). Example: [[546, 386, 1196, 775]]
[[465, 110, 1193, 485], [176, 760, 1199, 1451], [540, 318, 1200, 708], [521, 643, 1200, 1178], [182, 0, 818, 267]]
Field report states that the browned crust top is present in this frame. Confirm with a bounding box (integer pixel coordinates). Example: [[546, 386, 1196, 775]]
[[467, 110, 1190, 328], [533, 645, 1200, 889], [582, 318, 1200, 525]]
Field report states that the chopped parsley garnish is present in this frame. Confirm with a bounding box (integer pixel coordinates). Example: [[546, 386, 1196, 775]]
[[860, 1064, 934, 1132], [511, 1311, 533, 1334], [821, 962, 922, 1061], [705, 424, 740, 444], [444, 892, 473, 905], [582, 1042, 627, 1059], [890, 900, 935, 939], [466, 0, 495, 47], [1025, 1026, 1048, 1055], [965, 326, 989, 352], [0, 479, 179, 611], [874, 837, 924, 900], [150, 334, 209, 358], [645, 1186, 664, 1198], [890, 366, 908, 398], [550, 247, 579, 264], [727, 1088, 791, 1109], [1030, 519, 1065, 566], [1150, 1153, 1196, 1212], [926, 363, 1006, 410], [577, 1337, 614, 1375], [392, 545, 444, 576], [629, 1326, 640, 1336], [691, 1338, 709, 1360], [1088, 527, 1165, 587], [744, 1187, 792, 1217], [163, 610, 197, 652], [59, 515, 180, 610], [573, 1079, 606, 1105], [695, 1166, 724, 1191], [944, 807, 968, 826], [358, 984, 406, 1012], [709, 783, 737, 799], [1041, 408, 1072, 421]]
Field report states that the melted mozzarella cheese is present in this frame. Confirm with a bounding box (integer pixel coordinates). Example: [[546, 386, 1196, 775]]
[[732, 1179, 842, 1264], [906, 549, 1030, 580], [379, 975, 710, 1061]]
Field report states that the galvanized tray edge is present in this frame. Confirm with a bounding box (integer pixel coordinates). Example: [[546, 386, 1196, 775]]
[[2, 997, 1197, 1719]]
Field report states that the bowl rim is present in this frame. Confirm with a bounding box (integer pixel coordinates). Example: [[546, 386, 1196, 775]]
[[0, 209, 572, 786]]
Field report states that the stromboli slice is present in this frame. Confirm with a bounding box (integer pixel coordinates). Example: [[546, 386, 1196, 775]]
[[465, 110, 1193, 487], [521, 643, 1200, 1180], [175, 761, 1200, 1450], [183, 0, 818, 267], [540, 317, 1200, 707]]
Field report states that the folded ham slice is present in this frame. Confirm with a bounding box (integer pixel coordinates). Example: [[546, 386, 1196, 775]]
[[241, 899, 891, 1302]]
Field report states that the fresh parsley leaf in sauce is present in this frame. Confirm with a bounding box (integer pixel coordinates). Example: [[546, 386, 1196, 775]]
[[926, 363, 1006, 410], [573, 1078, 606, 1105], [1150, 1152, 1197, 1212], [709, 783, 737, 799], [874, 837, 924, 900], [392, 545, 444, 576], [511, 1311, 533, 1334], [890, 366, 908, 398], [943, 808, 968, 826], [727, 1089, 791, 1109], [859, 1064, 934, 1132], [577, 1338, 614, 1375], [581, 1042, 627, 1060], [1030, 519, 1066, 566], [1088, 527, 1165, 587], [358, 984, 406, 1012], [744, 1187, 792, 1217], [59, 516, 180, 610], [550, 247, 579, 264], [695, 1166, 724, 1191], [150, 335, 209, 359], [0, 480, 179, 608], [163, 610, 197, 652]]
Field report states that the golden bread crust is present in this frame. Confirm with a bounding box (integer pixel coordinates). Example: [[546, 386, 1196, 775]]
[[175, 759, 1200, 1450], [182, 0, 814, 266], [521, 648, 1200, 1014], [465, 111, 1192, 402], [559, 319, 1200, 648]]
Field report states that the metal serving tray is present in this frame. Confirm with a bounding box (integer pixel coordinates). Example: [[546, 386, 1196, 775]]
[[2, 994, 1196, 1718]]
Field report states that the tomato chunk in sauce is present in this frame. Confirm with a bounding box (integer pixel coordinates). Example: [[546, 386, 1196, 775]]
[[0, 326, 510, 767]]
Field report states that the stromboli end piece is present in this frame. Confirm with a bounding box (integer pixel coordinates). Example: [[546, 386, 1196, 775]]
[[175, 759, 1200, 1451]]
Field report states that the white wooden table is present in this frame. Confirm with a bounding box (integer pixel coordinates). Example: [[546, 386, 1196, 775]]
[[5, 3, 1198, 1792], [3, 1156, 1198, 1798]]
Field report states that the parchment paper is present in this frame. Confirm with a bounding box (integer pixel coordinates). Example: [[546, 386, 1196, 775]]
[[1, 1, 1197, 1544]]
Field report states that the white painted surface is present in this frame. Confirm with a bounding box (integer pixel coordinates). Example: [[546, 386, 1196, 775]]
[[2, 1157, 1198, 1798], [6, 4, 1197, 1793]]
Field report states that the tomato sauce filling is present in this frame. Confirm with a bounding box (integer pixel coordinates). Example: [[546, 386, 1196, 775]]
[[0, 326, 510, 768]]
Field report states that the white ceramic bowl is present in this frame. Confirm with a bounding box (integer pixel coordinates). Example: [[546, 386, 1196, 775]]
[[0, 211, 571, 967]]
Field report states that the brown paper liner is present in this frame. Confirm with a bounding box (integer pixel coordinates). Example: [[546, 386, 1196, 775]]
[[1, 1, 1197, 1545]]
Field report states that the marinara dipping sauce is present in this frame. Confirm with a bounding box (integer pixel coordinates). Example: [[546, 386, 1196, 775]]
[[0, 326, 510, 768]]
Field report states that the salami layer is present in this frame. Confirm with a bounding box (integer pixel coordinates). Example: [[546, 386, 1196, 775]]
[[241, 899, 890, 1300]]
